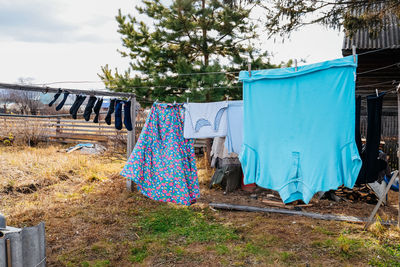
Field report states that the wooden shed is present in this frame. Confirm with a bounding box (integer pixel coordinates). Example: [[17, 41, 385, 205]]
[[342, 12, 400, 169]]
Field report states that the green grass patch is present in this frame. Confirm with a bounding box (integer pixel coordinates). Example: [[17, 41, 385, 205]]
[[369, 243, 400, 266], [126, 205, 239, 264], [92, 260, 110, 267], [313, 226, 336, 236], [215, 244, 230, 255], [129, 245, 148, 263], [311, 235, 364, 259], [337, 235, 364, 259], [136, 205, 238, 244], [280, 251, 295, 262], [78, 260, 110, 267]]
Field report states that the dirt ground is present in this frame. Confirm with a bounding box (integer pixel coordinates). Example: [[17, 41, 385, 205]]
[[198, 180, 400, 221], [1, 145, 400, 266]]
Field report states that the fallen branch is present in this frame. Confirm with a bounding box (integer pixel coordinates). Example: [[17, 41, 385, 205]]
[[209, 202, 397, 225]]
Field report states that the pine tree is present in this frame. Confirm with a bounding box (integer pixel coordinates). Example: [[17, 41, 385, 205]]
[[261, 0, 400, 38], [100, 0, 276, 105]]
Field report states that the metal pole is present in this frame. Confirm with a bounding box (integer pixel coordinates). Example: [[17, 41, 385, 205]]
[[126, 97, 137, 192]]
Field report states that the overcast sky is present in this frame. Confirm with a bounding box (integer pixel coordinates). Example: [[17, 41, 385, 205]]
[[0, 0, 344, 90]]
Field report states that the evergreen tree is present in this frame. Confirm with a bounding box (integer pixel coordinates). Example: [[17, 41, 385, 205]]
[[261, 0, 400, 38], [100, 0, 276, 105]]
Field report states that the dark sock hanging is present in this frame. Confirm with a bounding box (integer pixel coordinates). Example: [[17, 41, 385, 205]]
[[69, 95, 80, 115], [70, 95, 87, 119], [356, 92, 387, 184], [114, 100, 123, 130], [83, 96, 97, 121], [55, 91, 70, 111], [355, 95, 362, 154], [93, 98, 104, 123], [105, 98, 116, 125], [48, 89, 62, 107], [123, 100, 133, 131]]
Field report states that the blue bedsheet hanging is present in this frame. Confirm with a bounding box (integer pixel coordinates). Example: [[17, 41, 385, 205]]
[[239, 56, 362, 204]]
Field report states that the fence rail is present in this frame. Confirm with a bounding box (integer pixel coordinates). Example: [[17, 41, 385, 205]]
[[361, 115, 398, 170]]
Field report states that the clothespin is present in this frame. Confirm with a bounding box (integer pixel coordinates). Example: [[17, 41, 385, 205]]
[[226, 95, 229, 102], [352, 45, 356, 63], [248, 63, 251, 77], [155, 99, 158, 103], [376, 89, 379, 97], [294, 59, 298, 71], [186, 97, 189, 104], [173, 100, 176, 105]]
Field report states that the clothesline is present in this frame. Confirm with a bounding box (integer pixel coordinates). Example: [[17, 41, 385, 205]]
[[28, 46, 400, 88], [357, 45, 400, 56], [358, 62, 400, 75], [357, 80, 398, 88], [33, 63, 400, 89]]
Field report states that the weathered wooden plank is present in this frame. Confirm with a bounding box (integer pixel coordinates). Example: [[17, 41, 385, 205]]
[[210, 203, 397, 225], [48, 123, 119, 129], [54, 127, 126, 133]]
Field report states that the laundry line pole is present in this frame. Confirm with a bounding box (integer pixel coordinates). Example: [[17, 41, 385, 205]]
[[126, 97, 137, 192]]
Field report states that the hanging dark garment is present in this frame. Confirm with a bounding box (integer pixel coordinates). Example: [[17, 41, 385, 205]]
[[114, 100, 123, 130], [356, 92, 388, 185], [105, 98, 116, 125], [355, 95, 362, 154], [83, 96, 97, 121], [123, 101, 133, 131], [93, 98, 104, 123], [70, 95, 80, 116], [70, 95, 87, 119], [55, 91, 70, 111], [48, 89, 62, 107]]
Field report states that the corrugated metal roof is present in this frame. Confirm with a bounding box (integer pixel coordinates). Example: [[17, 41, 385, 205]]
[[342, 7, 400, 50]]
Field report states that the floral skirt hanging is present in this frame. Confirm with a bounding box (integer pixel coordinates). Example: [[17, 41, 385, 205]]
[[121, 103, 200, 205]]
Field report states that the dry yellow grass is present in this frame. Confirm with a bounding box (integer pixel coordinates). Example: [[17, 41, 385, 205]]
[[0, 145, 126, 226]]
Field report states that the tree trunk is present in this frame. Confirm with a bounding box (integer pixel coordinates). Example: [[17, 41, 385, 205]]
[[201, 0, 209, 67]]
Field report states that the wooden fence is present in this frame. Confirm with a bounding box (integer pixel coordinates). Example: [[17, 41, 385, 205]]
[[361, 115, 398, 170], [0, 112, 146, 145]]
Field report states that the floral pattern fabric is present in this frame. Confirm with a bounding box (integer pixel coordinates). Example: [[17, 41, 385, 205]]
[[121, 103, 200, 205]]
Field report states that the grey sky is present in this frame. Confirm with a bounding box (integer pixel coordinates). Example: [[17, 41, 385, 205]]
[[0, 0, 344, 90]]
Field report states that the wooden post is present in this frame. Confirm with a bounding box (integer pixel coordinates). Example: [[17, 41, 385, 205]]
[[365, 171, 399, 230], [56, 117, 61, 136], [205, 138, 212, 167], [126, 97, 136, 192], [398, 90, 400, 228]]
